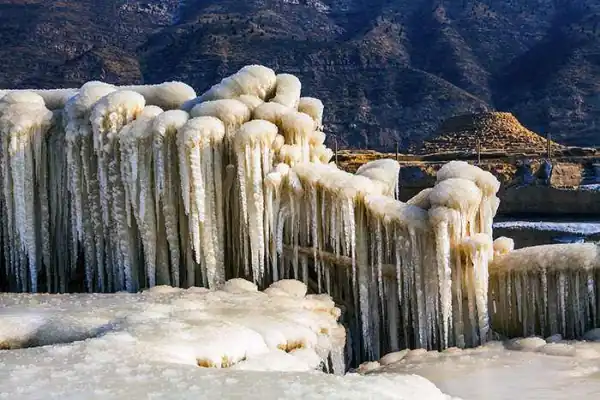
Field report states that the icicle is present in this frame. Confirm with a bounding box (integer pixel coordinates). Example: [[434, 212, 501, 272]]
[[178, 116, 226, 288], [460, 234, 492, 345], [310, 185, 321, 291], [489, 243, 599, 339], [429, 208, 453, 348], [63, 82, 117, 291], [46, 117, 72, 292], [91, 90, 145, 292], [330, 342, 346, 375], [233, 120, 278, 283], [119, 105, 163, 288], [0, 94, 53, 292]]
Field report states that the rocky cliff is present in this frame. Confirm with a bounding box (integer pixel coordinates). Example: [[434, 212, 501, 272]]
[[1, 0, 599, 150]]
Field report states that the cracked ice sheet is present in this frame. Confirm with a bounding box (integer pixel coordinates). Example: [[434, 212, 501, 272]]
[[371, 341, 600, 400], [0, 284, 451, 400]]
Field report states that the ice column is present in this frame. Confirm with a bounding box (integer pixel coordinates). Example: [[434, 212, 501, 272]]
[[152, 110, 190, 287], [91, 90, 145, 292], [119, 106, 164, 287], [363, 194, 435, 359], [178, 116, 227, 288], [460, 234, 493, 345], [0, 93, 53, 292], [64, 82, 116, 292], [190, 99, 252, 276], [233, 120, 278, 283]]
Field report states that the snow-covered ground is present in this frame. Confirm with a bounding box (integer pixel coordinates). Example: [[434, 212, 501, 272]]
[[368, 338, 600, 400], [0, 279, 451, 400], [4, 279, 599, 400]]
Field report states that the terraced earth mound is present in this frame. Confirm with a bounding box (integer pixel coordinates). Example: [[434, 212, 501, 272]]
[[414, 112, 566, 155]]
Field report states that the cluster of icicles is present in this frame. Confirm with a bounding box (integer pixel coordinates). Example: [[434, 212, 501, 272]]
[[0, 65, 504, 362], [489, 242, 600, 340]]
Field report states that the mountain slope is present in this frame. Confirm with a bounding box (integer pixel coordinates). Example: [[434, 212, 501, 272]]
[[0, 0, 598, 150]]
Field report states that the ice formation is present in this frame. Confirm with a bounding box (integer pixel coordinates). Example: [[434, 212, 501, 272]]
[[355, 159, 400, 198], [10, 64, 581, 367], [0, 93, 53, 293], [4, 279, 452, 400], [0, 278, 345, 369], [436, 161, 500, 237], [460, 234, 492, 346], [489, 243, 600, 339], [0, 293, 449, 400], [493, 236, 514, 256], [152, 110, 190, 288], [178, 116, 227, 288]]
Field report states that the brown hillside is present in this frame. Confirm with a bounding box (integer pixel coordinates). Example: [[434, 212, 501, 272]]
[[415, 112, 566, 155], [1, 1, 600, 149]]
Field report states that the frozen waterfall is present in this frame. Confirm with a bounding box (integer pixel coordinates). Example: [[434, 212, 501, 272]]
[[1, 65, 597, 367]]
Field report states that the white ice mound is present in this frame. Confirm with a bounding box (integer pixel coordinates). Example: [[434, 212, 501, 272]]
[[1, 284, 458, 399], [356, 159, 400, 198], [374, 340, 600, 400], [0, 278, 344, 373], [125, 81, 196, 109], [223, 278, 258, 293], [493, 236, 514, 256], [268, 279, 308, 297]]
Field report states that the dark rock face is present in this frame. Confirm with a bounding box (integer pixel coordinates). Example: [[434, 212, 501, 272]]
[[514, 159, 536, 187], [1, 0, 599, 150], [582, 163, 600, 185], [499, 185, 600, 216], [537, 159, 553, 186]]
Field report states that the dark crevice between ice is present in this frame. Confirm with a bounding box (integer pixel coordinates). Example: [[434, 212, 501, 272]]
[[0, 319, 118, 350]]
